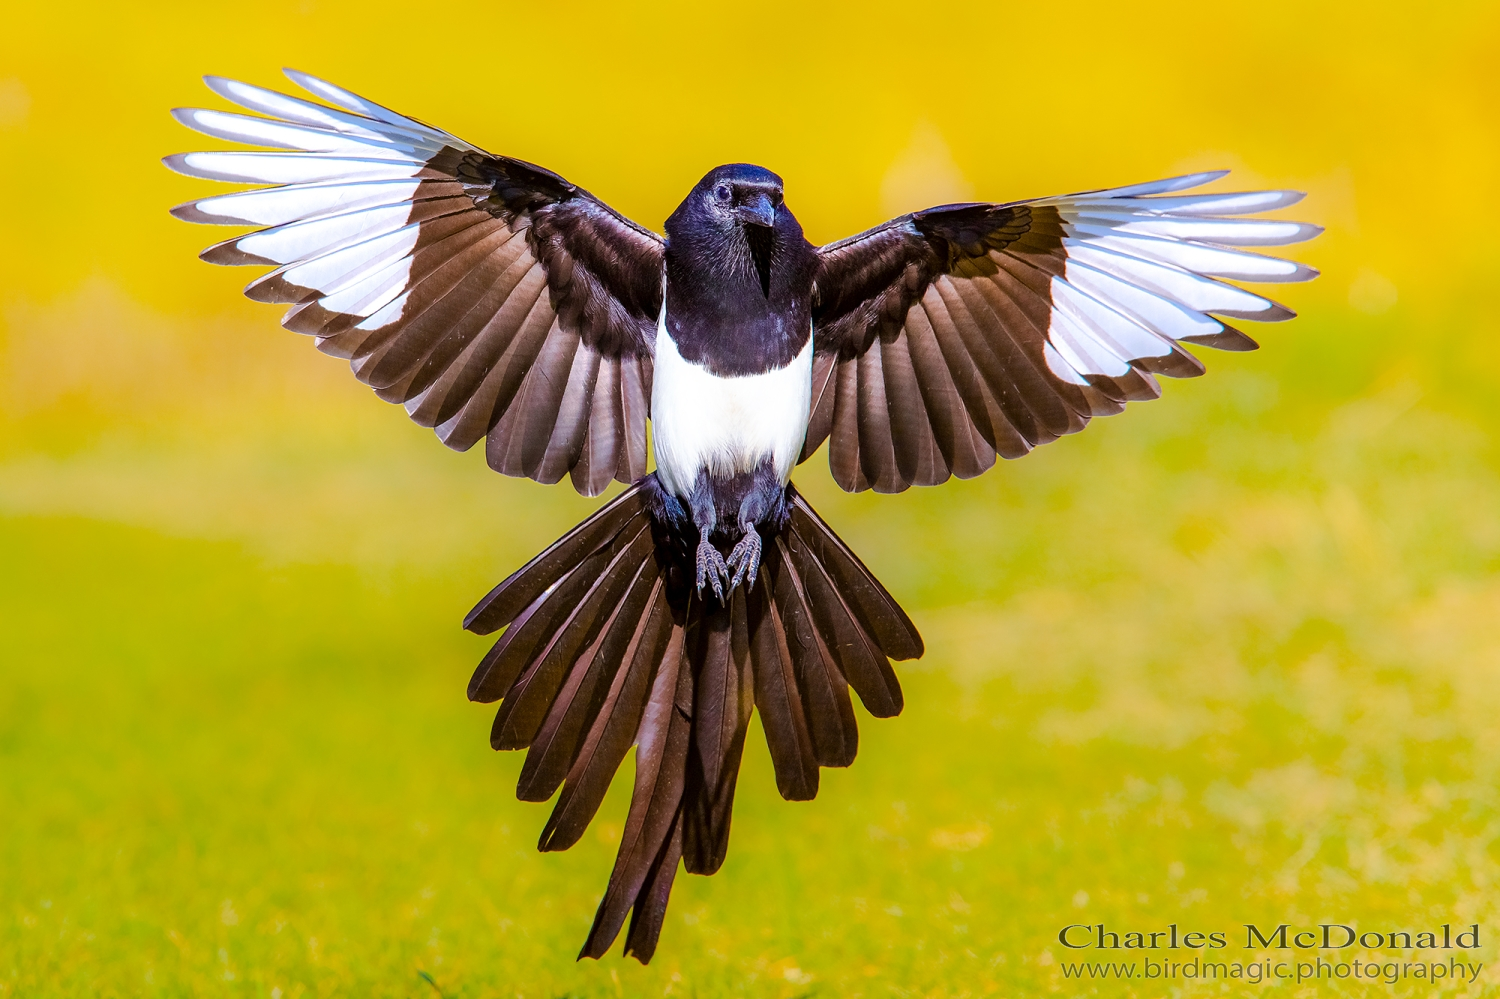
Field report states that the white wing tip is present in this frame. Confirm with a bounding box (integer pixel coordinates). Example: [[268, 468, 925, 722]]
[[201, 75, 256, 105], [161, 151, 198, 178], [282, 67, 321, 92], [1179, 168, 1231, 185]]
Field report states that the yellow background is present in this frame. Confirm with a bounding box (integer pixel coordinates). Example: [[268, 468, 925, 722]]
[[2, 1, 1499, 996]]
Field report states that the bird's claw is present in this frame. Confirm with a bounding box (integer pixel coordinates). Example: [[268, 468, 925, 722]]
[[695, 538, 729, 601], [727, 530, 762, 590]]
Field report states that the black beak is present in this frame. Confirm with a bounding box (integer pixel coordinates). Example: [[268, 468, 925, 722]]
[[735, 192, 776, 228]]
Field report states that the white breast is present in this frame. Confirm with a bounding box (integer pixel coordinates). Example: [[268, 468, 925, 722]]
[[651, 311, 813, 499]]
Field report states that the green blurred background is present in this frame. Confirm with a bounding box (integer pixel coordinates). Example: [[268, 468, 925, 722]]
[[3, 1, 1499, 995]]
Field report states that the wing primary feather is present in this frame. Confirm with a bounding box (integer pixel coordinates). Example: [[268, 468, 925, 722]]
[[828, 357, 870, 492], [855, 342, 903, 492], [176, 178, 450, 229], [169, 73, 664, 494], [171, 107, 433, 159], [617, 358, 651, 482], [916, 289, 1022, 458], [902, 306, 994, 479], [798, 351, 838, 464], [806, 171, 1316, 494], [1075, 170, 1229, 199], [535, 346, 603, 485], [1181, 323, 1258, 351], [879, 329, 947, 487], [204, 76, 441, 146], [436, 281, 557, 450], [486, 324, 583, 480], [282, 68, 442, 134], [164, 151, 427, 186], [571, 358, 624, 496]]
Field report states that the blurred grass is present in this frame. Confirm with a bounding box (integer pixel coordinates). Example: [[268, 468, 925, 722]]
[[3, 0, 1500, 995]]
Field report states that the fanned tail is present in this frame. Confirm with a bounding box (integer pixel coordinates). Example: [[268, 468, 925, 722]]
[[464, 476, 922, 963]]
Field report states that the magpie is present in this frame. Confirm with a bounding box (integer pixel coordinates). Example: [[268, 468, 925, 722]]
[[168, 71, 1320, 962]]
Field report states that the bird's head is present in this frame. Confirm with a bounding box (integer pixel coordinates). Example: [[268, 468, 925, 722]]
[[666, 164, 798, 298], [676, 162, 782, 228]]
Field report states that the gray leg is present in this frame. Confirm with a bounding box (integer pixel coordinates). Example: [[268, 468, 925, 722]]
[[726, 466, 778, 589], [726, 529, 762, 589], [685, 472, 729, 600], [696, 536, 730, 600]]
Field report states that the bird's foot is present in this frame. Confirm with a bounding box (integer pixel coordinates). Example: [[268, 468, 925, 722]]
[[695, 538, 730, 601], [727, 530, 762, 590]]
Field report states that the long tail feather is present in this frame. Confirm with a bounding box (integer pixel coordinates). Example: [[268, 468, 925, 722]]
[[749, 560, 820, 801], [780, 521, 904, 717], [465, 475, 923, 963], [464, 482, 647, 635], [518, 559, 660, 802], [787, 489, 923, 659], [622, 808, 685, 963], [682, 591, 754, 874], [771, 534, 859, 767], [579, 616, 691, 958], [539, 577, 674, 852], [490, 521, 654, 751]]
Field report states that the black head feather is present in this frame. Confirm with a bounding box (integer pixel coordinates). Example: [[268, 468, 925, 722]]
[[663, 165, 817, 376]]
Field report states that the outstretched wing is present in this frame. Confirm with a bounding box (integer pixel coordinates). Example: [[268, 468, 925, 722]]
[[805, 171, 1319, 493], [168, 71, 664, 496]]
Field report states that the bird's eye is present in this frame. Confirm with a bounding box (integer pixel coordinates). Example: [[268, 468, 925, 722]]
[[715, 184, 732, 202]]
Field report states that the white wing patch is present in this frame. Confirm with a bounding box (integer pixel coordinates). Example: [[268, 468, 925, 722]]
[[1036, 170, 1320, 384], [176, 178, 425, 228], [166, 70, 479, 328]]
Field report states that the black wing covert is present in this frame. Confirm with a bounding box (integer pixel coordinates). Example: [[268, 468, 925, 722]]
[[805, 172, 1320, 493], [168, 71, 664, 496]]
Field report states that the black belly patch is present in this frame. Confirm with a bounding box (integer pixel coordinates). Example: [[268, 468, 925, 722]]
[[644, 458, 790, 539]]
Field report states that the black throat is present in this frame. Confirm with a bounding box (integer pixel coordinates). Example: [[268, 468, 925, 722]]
[[745, 223, 774, 299], [663, 172, 818, 377]]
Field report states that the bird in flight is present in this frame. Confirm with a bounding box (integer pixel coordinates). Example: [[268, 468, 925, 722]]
[[168, 71, 1319, 962]]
